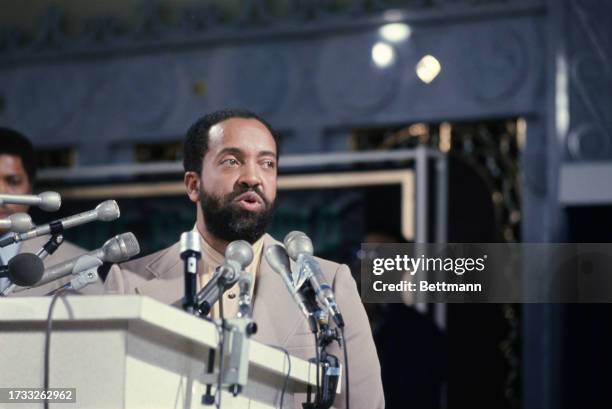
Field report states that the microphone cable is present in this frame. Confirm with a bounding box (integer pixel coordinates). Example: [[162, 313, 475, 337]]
[[314, 331, 321, 402], [265, 344, 292, 409], [340, 327, 350, 409], [44, 288, 78, 409]]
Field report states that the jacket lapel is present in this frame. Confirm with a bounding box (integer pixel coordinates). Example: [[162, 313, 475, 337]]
[[134, 242, 184, 306]]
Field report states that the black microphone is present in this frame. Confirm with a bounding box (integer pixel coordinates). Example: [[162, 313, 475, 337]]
[[180, 231, 201, 314], [264, 244, 319, 333], [196, 240, 253, 316], [284, 231, 345, 328], [0, 253, 44, 287], [0, 200, 120, 247]]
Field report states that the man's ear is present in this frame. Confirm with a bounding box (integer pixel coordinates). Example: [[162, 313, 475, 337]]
[[184, 172, 200, 203]]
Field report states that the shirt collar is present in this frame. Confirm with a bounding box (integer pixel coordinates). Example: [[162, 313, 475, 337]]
[[192, 224, 265, 270]]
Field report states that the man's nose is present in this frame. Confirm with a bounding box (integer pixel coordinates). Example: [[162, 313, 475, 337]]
[[238, 162, 262, 188]]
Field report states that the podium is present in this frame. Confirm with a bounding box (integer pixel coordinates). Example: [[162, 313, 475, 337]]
[[0, 295, 322, 408]]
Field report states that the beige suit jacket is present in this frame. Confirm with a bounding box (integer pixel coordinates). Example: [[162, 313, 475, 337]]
[[9, 235, 105, 296], [105, 233, 384, 409]]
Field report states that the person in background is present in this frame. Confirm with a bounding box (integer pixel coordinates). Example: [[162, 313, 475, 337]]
[[0, 127, 104, 295]]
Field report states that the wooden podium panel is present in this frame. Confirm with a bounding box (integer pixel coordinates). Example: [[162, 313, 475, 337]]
[[0, 296, 317, 409]]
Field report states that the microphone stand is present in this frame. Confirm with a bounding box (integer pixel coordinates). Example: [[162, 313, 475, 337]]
[[227, 272, 257, 396], [36, 233, 64, 261], [302, 310, 341, 409], [295, 285, 341, 409], [197, 266, 240, 405], [200, 276, 228, 406], [316, 317, 342, 409], [201, 272, 257, 404], [195, 240, 255, 404]]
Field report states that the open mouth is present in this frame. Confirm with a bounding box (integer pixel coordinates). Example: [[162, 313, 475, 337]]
[[234, 191, 264, 211]]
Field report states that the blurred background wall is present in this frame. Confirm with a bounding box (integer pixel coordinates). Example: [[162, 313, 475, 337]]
[[1, 1, 611, 408]]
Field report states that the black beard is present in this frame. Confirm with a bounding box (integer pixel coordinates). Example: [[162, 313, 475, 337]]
[[199, 186, 275, 244]]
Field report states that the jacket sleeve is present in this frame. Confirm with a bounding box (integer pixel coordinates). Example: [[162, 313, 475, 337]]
[[332, 263, 385, 409]]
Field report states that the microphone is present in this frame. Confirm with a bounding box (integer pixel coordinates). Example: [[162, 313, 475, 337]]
[[0, 200, 120, 247], [180, 231, 201, 314], [14, 232, 140, 291], [284, 231, 345, 328], [0, 191, 61, 212], [0, 253, 44, 287], [0, 213, 34, 233], [264, 244, 319, 333], [196, 240, 253, 316]]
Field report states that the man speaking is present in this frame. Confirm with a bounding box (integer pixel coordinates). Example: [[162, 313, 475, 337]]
[[104, 109, 384, 409]]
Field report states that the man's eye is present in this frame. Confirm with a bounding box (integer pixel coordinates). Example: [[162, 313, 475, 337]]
[[222, 158, 239, 166], [262, 160, 275, 168]]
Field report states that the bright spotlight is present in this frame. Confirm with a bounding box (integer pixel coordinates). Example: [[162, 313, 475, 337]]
[[416, 55, 441, 84], [371, 42, 395, 68], [379, 23, 411, 43]]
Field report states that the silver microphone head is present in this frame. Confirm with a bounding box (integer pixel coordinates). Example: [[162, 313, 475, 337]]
[[38, 191, 61, 212], [284, 231, 314, 260], [95, 200, 121, 221], [225, 240, 253, 269], [102, 232, 140, 262], [7, 213, 33, 233], [264, 244, 292, 282], [180, 231, 201, 255]]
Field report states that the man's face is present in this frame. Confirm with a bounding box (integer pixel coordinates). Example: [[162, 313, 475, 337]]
[[0, 154, 32, 221], [195, 117, 278, 243]]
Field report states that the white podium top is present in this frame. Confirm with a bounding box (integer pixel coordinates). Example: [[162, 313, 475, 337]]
[[0, 295, 317, 387]]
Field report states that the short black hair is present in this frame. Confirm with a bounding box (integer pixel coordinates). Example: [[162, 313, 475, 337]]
[[0, 127, 37, 183], [183, 109, 278, 174]]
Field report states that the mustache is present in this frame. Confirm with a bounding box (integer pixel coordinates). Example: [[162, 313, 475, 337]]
[[226, 186, 268, 206]]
